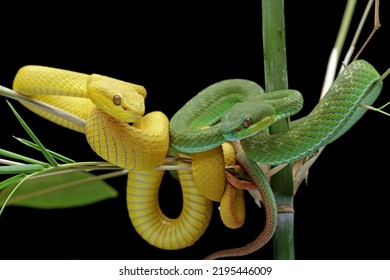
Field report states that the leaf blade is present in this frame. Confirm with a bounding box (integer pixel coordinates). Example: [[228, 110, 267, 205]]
[[7, 100, 58, 167], [0, 164, 45, 174], [0, 174, 26, 191], [0, 148, 49, 166], [13, 137, 75, 164], [0, 171, 118, 209]]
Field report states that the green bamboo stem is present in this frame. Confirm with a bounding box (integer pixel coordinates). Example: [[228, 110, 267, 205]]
[[261, 0, 358, 260], [261, 0, 294, 260]]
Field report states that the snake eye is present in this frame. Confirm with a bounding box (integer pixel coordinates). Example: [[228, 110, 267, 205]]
[[113, 95, 121, 105], [243, 117, 253, 128]]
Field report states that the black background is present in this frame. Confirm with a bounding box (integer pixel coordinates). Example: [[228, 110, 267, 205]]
[[0, 1, 389, 260]]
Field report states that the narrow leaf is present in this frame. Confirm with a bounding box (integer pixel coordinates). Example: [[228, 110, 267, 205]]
[[13, 137, 75, 164], [0, 171, 118, 209], [0, 148, 49, 166], [7, 100, 58, 167], [0, 164, 45, 174], [0, 174, 26, 191]]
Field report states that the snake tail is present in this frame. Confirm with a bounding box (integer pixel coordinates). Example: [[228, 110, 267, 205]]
[[219, 142, 246, 229], [204, 151, 277, 260], [219, 184, 246, 229], [126, 161, 213, 250]]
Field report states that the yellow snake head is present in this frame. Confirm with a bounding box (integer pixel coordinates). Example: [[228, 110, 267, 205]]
[[87, 74, 146, 123], [221, 102, 275, 141]]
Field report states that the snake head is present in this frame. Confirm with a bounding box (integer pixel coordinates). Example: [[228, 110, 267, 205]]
[[87, 74, 146, 123], [221, 102, 275, 141]]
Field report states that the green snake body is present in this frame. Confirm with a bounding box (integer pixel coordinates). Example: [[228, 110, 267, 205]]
[[171, 60, 382, 160], [241, 60, 383, 165], [170, 59, 383, 259], [170, 79, 303, 152]]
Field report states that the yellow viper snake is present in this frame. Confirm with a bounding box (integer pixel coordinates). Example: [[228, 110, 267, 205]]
[[12, 65, 222, 250]]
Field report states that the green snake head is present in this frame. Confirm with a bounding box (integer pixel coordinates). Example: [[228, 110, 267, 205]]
[[87, 74, 146, 123], [221, 102, 275, 141]]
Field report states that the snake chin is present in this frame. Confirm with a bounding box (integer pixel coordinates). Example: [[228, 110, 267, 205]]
[[222, 127, 265, 142]]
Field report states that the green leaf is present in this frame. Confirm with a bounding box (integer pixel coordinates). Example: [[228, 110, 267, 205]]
[[0, 171, 118, 209], [0, 148, 50, 166], [0, 174, 26, 191], [0, 164, 45, 174], [7, 100, 58, 167], [13, 137, 75, 164]]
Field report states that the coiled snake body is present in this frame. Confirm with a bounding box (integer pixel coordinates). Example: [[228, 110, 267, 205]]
[[12, 66, 211, 250]]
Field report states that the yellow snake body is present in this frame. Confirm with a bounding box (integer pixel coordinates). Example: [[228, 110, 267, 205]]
[[127, 166, 212, 249], [13, 66, 145, 131], [12, 65, 224, 251], [13, 68, 92, 132], [13, 66, 166, 171], [85, 108, 169, 171], [191, 146, 226, 201]]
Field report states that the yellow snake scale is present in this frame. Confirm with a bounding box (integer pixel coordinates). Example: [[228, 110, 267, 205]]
[[12, 65, 241, 252]]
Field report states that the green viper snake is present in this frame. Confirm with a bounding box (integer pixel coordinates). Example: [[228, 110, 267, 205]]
[[170, 59, 383, 259]]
